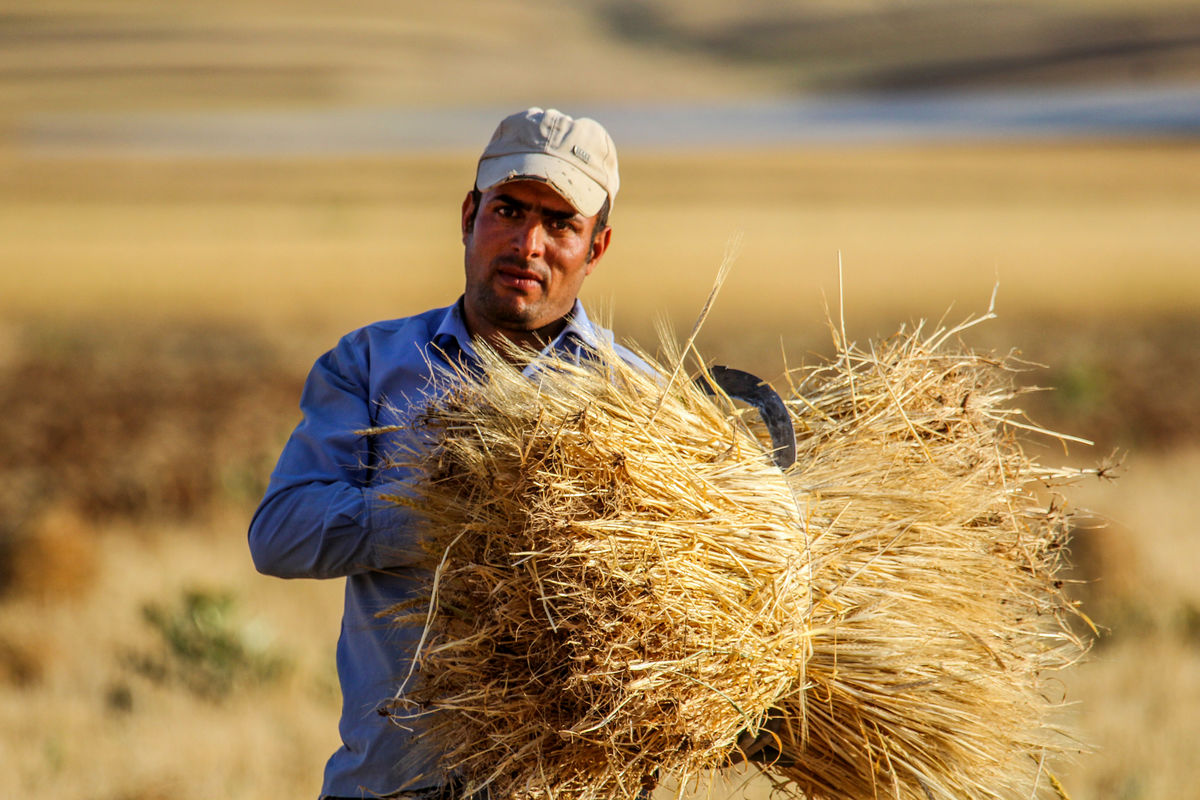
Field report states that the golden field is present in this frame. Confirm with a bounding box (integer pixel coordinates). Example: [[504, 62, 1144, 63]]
[[4, 143, 1199, 346], [2, 142, 1199, 800], [3, 1, 1200, 798]]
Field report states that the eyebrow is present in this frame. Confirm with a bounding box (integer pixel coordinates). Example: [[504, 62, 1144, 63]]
[[493, 192, 579, 222]]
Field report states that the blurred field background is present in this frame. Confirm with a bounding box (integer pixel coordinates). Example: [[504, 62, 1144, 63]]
[[2, 1, 1200, 798]]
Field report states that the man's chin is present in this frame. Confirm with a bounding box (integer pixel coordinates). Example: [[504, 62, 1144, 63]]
[[486, 304, 544, 332], [468, 290, 566, 336]]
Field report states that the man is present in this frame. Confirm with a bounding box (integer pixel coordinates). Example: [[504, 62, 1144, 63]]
[[248, 107, 637, 799]]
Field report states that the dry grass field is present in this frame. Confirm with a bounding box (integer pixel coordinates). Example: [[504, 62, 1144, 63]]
[[3, 143, 1198, 347], [3, 1, 1200, 798], [2, 142, 1199, 800]]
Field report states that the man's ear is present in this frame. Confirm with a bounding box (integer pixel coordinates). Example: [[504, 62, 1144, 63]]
[[461, 191, 478, 241], [585, 225, 612, 274]]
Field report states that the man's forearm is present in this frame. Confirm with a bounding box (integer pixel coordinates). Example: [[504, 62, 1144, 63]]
[[248, 482, 419, 579]]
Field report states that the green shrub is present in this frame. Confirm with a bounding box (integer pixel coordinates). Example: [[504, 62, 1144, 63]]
[[130, 587, 288, 701]]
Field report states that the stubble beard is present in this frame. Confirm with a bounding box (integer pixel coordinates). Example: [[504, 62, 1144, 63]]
[[470, 282, 542, 331], [466, 256, 551, 333]]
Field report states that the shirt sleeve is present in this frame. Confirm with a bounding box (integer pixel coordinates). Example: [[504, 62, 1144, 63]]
[[248, 332, 421, 579]]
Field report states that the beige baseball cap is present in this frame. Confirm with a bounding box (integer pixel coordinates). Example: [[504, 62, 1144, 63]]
[[474, 107, 619, 217]]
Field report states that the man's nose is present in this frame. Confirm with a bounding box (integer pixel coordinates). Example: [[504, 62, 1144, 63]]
[[514, 218, 546, 258]]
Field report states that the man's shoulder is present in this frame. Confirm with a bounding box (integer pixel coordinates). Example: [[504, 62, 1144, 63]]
[[334, 305, 455, 352], [309, 305, 458, 386]]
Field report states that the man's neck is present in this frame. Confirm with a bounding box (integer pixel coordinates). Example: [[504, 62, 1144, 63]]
[[474, 318, 569, 365]]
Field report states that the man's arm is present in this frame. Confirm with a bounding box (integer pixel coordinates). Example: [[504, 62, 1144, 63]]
[[248, 334, 420, 579]]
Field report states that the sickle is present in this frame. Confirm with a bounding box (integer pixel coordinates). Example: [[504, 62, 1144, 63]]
[[695, 365, 797, 470]]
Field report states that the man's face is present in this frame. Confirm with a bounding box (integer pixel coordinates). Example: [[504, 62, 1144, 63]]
[[461, 180, 611, 342]]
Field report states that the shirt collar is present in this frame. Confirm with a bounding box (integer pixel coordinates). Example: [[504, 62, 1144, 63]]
[[558, 299, 605, 351], [431, 297, 605, 368], [430, 298, 476, 362]]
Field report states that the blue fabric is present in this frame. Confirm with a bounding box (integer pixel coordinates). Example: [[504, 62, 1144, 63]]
[[248, 299, 645, 799]]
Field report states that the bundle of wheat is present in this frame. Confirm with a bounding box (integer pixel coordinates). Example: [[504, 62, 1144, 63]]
[[764, 316, 1089, 800], [376, 313, 1089, 800]]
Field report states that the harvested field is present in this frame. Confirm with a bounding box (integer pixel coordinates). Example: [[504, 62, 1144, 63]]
[[2, 142, 1198, 337], [1, 1, 1198, 793], [0, 309, 1195, 796], [1, 308, 1196, 799], [2, 137, 1199, 798]]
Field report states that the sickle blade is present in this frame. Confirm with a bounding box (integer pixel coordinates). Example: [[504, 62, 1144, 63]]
[[696, 365, 797, 469]]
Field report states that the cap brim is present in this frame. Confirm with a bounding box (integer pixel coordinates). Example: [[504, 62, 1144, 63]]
[[476, 153, 608, 217]]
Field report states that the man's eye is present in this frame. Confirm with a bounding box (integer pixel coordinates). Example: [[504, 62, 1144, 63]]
[[496, 206, 517, 217]]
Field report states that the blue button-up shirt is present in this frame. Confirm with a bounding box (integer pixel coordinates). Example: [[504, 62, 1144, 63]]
[[248, 299, 644, 799]]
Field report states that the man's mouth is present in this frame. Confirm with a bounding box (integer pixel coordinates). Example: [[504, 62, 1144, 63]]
[[495, 262, 544, 292]]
